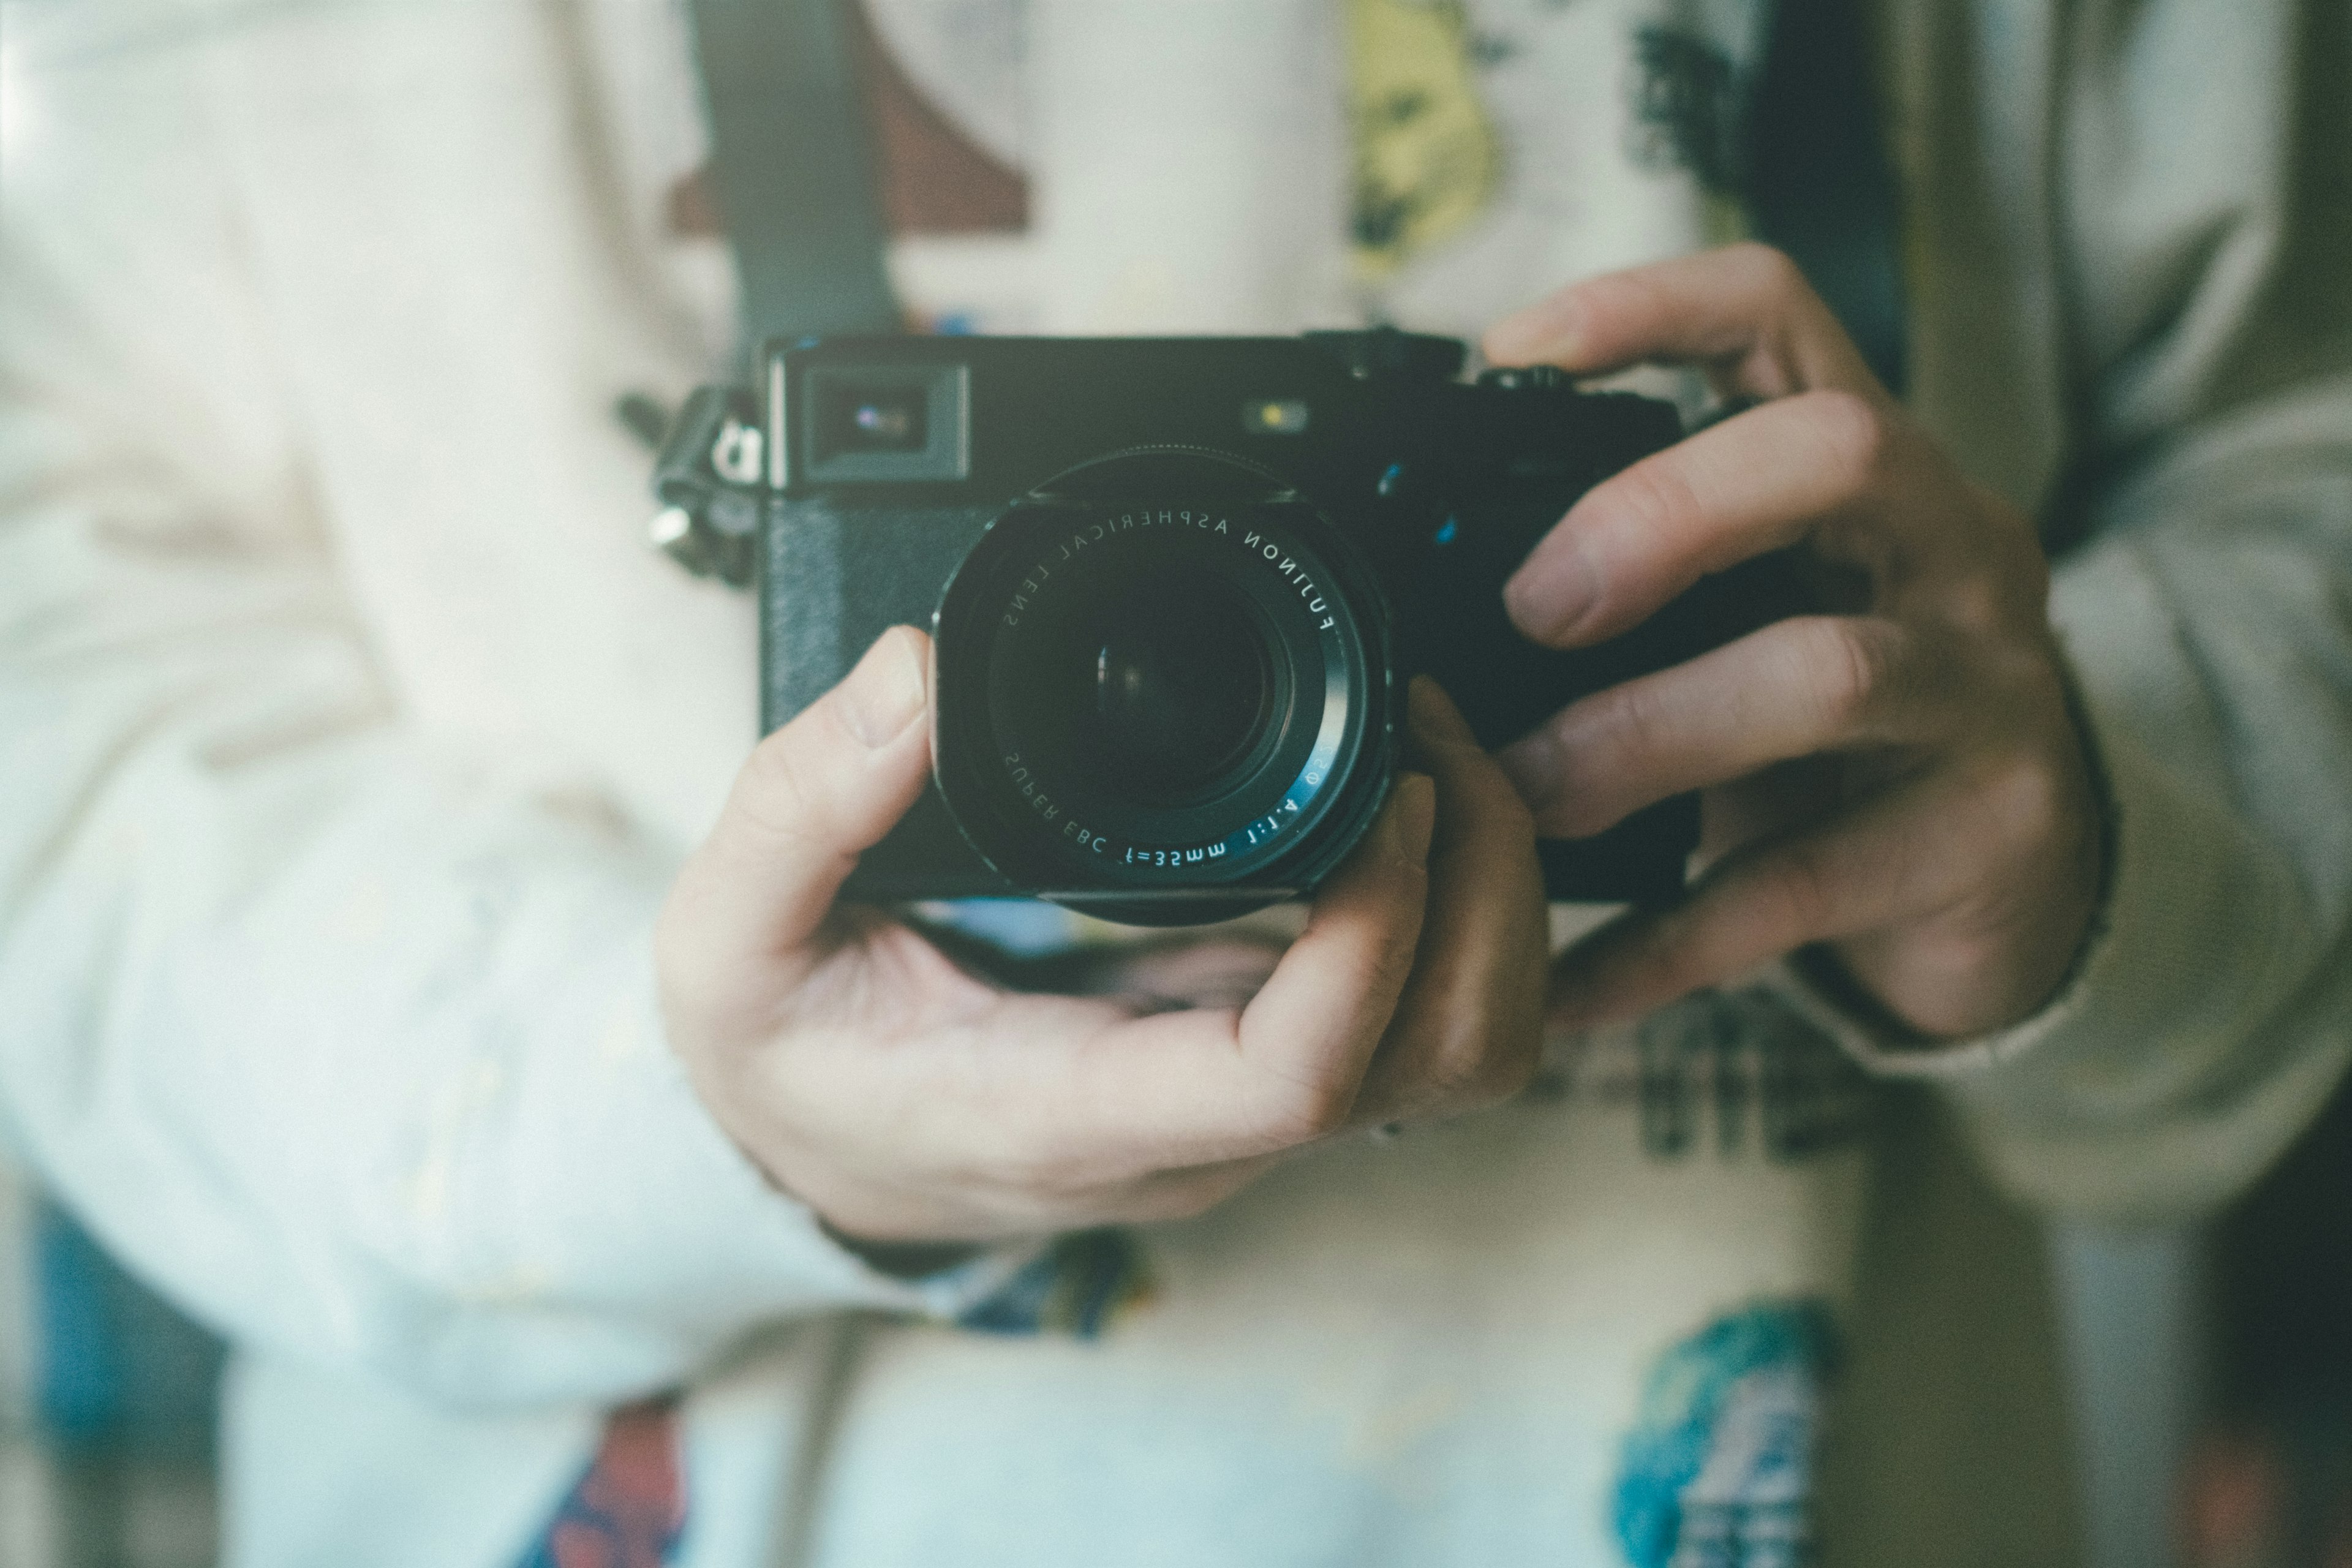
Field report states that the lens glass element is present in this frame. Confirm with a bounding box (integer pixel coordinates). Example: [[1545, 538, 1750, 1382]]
[[1087, 572, 1276, 805]]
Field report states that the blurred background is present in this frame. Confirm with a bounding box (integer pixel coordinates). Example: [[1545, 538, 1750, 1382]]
[[2, 1065, 2344, 1568]]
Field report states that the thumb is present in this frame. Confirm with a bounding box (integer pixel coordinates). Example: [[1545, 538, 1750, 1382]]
[[665, 627, 934, 986]]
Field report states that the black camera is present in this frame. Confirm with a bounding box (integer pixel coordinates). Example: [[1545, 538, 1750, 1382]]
[[652, 330, 1795, 925]]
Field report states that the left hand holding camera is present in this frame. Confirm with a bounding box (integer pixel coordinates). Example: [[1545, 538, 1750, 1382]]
[[657, 630, 1545, 1246], [1485, 243, 2105, 1041]]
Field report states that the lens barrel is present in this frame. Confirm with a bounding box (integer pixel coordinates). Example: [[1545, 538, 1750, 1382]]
[[932, 450, 1395, 925]]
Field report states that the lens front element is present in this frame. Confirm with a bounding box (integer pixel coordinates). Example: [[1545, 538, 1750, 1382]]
[[1089, 572, 1278, 805], [932, 451, 1393, 924]]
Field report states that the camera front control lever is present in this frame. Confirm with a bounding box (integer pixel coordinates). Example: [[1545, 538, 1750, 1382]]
[[647, 384, 763, 589]]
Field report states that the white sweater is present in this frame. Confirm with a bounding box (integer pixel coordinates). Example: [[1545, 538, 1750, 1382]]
[[1, 2, 2346, 1565]]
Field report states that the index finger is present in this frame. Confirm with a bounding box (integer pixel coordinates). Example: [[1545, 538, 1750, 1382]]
[[1503, 386, 1901, 648], [1061, 774, 1439, 1166], [1482, 243, 1885, 404]]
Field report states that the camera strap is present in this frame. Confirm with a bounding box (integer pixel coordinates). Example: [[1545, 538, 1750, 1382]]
[[679, 0, 1904, 382], [1746, 0, 1909, 395], [686, 0, 899, 352]]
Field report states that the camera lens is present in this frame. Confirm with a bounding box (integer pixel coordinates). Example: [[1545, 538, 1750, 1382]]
[[932, 449, 1395, 925], [1088, 573, 1276, 805]]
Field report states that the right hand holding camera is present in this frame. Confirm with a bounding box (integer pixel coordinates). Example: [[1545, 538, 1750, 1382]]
[[657, 627, 1547, 1245]]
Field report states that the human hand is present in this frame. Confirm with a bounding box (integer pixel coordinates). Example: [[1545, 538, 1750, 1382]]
[[1484, 243, 2104, 1041], [656, 628, 1545, 1244]]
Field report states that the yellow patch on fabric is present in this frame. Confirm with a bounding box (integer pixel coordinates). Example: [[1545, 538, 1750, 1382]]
[[1345, 0, 1501, 279]]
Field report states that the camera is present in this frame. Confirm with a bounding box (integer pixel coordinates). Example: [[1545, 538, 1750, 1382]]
[[652, 330, 1797, 926]]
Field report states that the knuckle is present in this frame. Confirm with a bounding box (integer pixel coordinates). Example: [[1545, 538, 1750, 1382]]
[[1555, 684, 1665, 835], [1730, 241, 1806, 301], [735, 727, 831, 842], [1794, 616, 1887, 731], [1979, 751, 2068, 850], [742, 722, 807, 794], [1607, 675, 1677, 760], [1764, 842, 1839, 940], [1942, 575, 2010, 636], [1591, 270, 1666, 334], [1461, 1031, 1542, 1109], [1368, 892, 1430, 996], [1604, 454, 1702, 548], [1801, 388, 1893, 492], [1398, 850, 1434, 908], [1621, 922, 1703, 1014], [1264, 1070, 1357, 1144], [1481, 974, 1550, 1101], [1235, 1053, 1359, 1148], [1406, 977, 1545, 1114], [1375, 951, 1425, 1032], [1420, 1030, 1491, 1107]]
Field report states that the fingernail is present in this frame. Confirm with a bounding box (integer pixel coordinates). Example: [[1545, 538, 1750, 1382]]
[[1483, 297, 1583, 369], [1407, 677, 1477, 750], [1383, 772, 1437, 867], [1504, 533, 1600, 646], [840, 628, 928, 747]]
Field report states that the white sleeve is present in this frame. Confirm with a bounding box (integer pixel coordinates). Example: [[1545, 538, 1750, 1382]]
[[0, 16, 1017, 1411], [1776, 0, 2352, 1224], [1784, 380, 2352, 1223]]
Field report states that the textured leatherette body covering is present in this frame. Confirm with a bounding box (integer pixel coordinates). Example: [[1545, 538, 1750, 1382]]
[[762, 499, 1016, 897]]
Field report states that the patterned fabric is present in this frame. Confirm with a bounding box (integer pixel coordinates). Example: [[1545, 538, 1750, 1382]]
[[1345, 0, 1504, 275], [956, 1228, 1157, 1340], [514, 1235, 1148, 1565], [1613, 1301, 1842, 1568], [1539, 986, 1879, 1163], [520, 1398, 686, 1568]]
